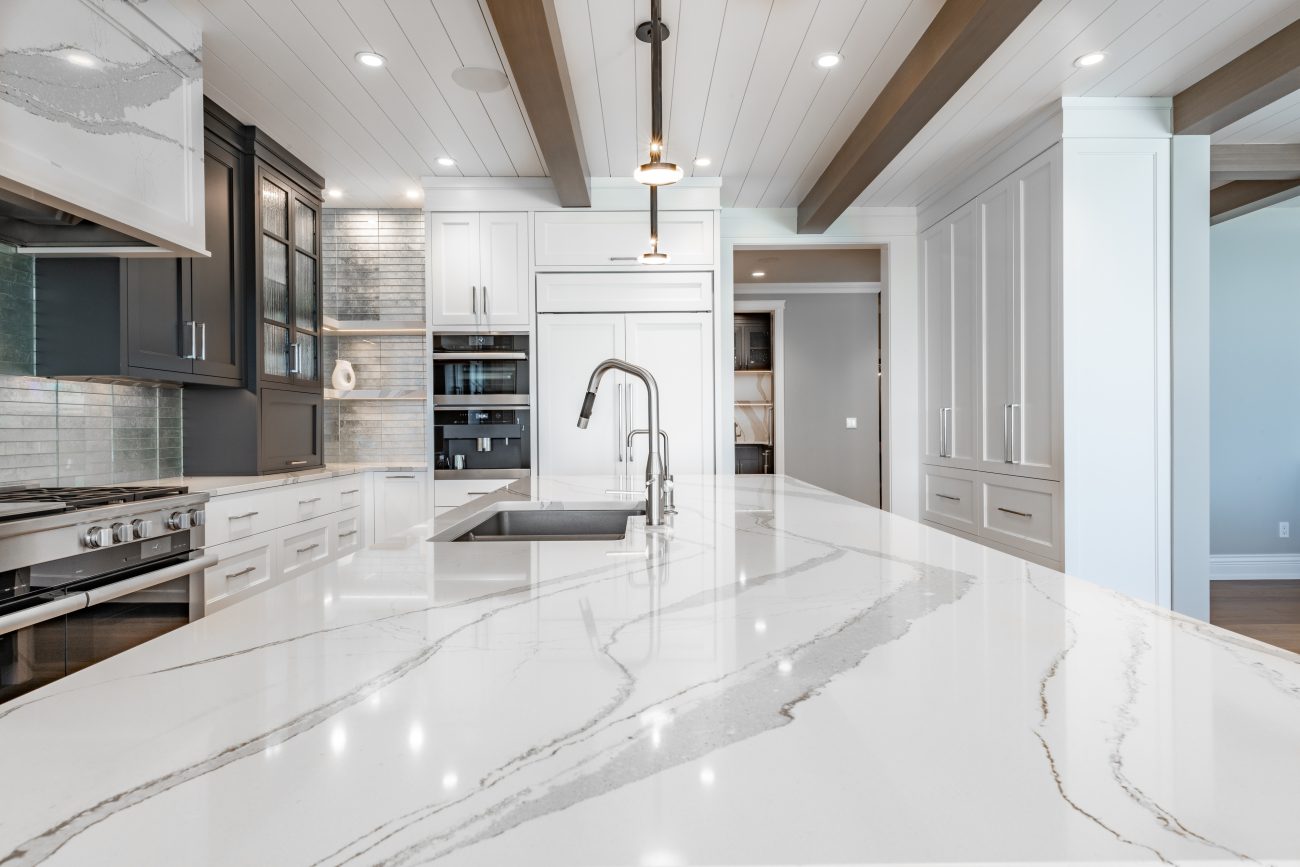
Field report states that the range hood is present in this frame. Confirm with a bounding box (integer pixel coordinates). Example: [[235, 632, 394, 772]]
[[0, 187, 153, 253], [1, 0, 208, 258]]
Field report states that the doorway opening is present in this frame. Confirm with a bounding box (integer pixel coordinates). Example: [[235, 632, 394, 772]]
[[731, 247, 883, 506]]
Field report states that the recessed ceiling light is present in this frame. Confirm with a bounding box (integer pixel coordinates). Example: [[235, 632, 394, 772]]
[[814, 52, 843, 69], [325, 188, 343, 199], [355, 51, 386, 68], [65, 51, 97, 68], [1074, 51, 1107, 68], [436, 156, 456, 168], [694, 156, 711, 168], [404, 188, 421, 200], [751, 271, 766, 278], [451, 66, 510, 93]]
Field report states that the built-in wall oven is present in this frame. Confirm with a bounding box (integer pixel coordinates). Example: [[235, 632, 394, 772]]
[[433, 333, 531, 478], [0, 486, 213, 704]]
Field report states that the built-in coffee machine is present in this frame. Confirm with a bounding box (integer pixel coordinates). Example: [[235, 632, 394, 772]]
[[432, 333, 531, 478]]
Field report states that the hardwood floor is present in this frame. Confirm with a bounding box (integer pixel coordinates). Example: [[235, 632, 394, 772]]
[[1210, 580, 1300, 655]]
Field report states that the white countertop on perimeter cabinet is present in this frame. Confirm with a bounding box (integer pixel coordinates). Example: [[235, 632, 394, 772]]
[[144, 463, 428, 497], [2, 475, 1299, 866]]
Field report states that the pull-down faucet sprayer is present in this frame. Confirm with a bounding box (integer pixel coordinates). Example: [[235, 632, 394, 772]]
[[577, 358, 666, 526]]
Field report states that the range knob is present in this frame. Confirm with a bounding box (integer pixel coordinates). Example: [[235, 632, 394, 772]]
[[188, 508, 207, 527], [82, 526, 112, 549], [166, 511, 191, 531], [131, 519, 155, 540], [111, 522, 132, 544]]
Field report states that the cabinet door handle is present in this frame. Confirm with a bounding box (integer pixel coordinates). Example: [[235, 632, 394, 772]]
[[341, 489, 359, 495], [1003, 404, 1013, 463], [935, 493, 960, 502], [609, 256, 638, 261], [482, 285, 489, 316], [183, 321, 198, 360], [225, 566, 257, 580], [1009, 403, 1020, 465], [289, 341, 301, 374], [299, 497, 321, 505], [199, 321, 207, 361], [296, 543, 320, 554], [338, 530, 358, 538], [997, 507, 1032, 519], [616, 383, 623, 462], [230, 511, 260, 520], [287, 460, 308, 466], [387, 474, 415, 479], [471, 285, 477, 315]]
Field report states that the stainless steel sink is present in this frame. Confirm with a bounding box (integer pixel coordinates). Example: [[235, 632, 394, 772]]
[[447, 507, 646, 542]]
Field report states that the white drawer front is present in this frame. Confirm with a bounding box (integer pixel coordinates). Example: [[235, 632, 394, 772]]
[[281, 518, 332, 579], [922, 469, 977, 534], [980, 476, 1062, 561], [289, 479, 339, 522], [338, 480, 363, 511], [535, 210, 714, 267], [333, 507, 362, 556], [205, 536, 277, 611], [536, 272, 713, 313], [205, 488, 283, 546], [434, 479, 513, 511]]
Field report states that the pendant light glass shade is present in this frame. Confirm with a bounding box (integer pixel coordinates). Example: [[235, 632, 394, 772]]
[[635, 159, 683, 186]]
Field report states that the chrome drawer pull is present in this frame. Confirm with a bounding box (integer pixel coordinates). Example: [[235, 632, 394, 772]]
[[341, 489, 360, 495], [997, 507, 1032, 518], [288, 460, 308, 466], [935, 494, 960, 502], [226, 566, 257, 579], [388, 475, 415, 479], [299, 497, 322, 505], [338, 530, 358, 538], [296, 543, 320, 554], [609, 256, 638, 261], [230, 511, 260, 520]]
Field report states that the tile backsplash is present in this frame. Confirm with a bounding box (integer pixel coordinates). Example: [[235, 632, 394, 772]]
[[323, 209, 427, 465], [0, 244, 182, 486]]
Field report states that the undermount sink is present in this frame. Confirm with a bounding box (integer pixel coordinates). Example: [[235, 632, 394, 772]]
[[444, 506, 646, 542]]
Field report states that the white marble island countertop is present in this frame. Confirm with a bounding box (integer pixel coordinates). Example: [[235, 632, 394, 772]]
[[2, 475, 1299, 866]]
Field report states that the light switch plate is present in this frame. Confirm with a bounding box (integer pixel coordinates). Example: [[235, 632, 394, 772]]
[[845, 417, 858, 429]]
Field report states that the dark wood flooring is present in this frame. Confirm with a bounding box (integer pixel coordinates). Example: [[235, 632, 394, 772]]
[[1210, 580, 1300, 655]]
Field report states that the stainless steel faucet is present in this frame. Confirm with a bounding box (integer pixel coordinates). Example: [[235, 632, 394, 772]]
[[628, 428, 675, 514], [577, 358, 667, 526]]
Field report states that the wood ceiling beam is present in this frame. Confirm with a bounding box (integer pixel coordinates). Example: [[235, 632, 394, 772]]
[[484, 0, 590, 207], [1210, 179, 1300, 225], [795, 0, 1042, 235], [1173, 19, 1300, 135], [1210, 143, 1300, 181]]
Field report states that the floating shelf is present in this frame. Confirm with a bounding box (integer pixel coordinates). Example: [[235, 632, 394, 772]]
[[322, 316, 426, 336], [325, 388, 427, 401]]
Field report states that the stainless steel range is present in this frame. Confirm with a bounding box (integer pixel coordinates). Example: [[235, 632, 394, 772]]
[[0, 485, 215, 704]]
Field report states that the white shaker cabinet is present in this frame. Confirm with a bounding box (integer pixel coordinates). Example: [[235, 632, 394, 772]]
[[975, 150, 1061, 480], [921, 203, 978, 469], [538, 312, 715, 477], [428, 212, 528, 328], [371, 472, 428, 542]]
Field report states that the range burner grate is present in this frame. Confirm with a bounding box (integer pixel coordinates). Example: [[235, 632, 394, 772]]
[[0, 485, 190, 513]]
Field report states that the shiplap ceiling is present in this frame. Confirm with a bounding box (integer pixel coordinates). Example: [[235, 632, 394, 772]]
[[1216, 89, 1300, 144], [178, 0, 1300, 211]]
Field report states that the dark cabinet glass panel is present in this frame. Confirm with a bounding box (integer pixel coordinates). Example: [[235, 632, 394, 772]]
[[294, 200, 316, 252], [294, 251, 316, 330], [263, 237, 288, 323], [264, 323, 289, 377], [297, 333, 318, 382], [261, 180, 287, 237]]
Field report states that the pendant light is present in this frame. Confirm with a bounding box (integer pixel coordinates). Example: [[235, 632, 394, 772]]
[[639, 186, 669, 264], [634, 1, 682, 188]]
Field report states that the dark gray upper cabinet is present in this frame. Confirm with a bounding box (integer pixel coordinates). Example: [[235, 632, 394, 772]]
[[35, 113, 245, 386], [255, 164, 321, 392]]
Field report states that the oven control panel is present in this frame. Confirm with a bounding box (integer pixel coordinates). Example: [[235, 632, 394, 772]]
[[80, 506, 205, 550]]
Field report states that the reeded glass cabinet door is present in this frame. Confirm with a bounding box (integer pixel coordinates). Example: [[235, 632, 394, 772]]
[[260, 175, 292, 382], [257, 169, 321, 387], [290, 198, 320, 385]]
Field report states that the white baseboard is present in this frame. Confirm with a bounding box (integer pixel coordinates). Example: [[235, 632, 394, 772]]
[[1210, 554, 1300, 581]]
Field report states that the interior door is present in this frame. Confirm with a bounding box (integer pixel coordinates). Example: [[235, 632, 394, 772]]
[[1013, 152, 1061, 479], [126, 258, 192, 375], [479, 212, 528, 327], [977, 179, 1014, 472], [624, 313, 715, 475], [430, 213, 481, 327], [920, 221, 951, 463], [191, 139, 242, 382], [537, 314, 625, 476]]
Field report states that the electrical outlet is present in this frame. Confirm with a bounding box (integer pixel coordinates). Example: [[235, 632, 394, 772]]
[[1281, 522, 1291, 539], [845, 417, 858, 430]]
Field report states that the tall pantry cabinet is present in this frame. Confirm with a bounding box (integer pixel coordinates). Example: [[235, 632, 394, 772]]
[[921, 147, 1063, 566]]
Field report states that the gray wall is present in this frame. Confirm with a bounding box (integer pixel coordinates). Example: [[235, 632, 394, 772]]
[[744, 292, 881, 505], [0, 244, 182, 486], [1210, 204, 1300, 555], [322, 209, 426, 465]]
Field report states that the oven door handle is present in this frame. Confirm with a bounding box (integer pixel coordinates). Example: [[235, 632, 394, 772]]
[[83, 554, 217, 608], [431, 352, 527, 360], [0, 593, 89, 638]]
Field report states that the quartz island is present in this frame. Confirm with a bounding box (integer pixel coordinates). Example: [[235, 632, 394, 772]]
[[1, 475, 1298, 866]]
